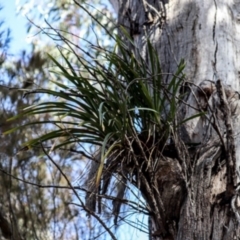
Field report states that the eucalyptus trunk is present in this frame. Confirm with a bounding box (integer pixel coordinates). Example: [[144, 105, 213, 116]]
[[115, 0, 240, 239]]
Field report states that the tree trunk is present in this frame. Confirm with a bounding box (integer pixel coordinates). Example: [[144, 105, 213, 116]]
[[116, 0, 240, 239]]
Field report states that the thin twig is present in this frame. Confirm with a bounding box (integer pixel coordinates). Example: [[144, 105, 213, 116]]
[[41, 144, 117, 240]]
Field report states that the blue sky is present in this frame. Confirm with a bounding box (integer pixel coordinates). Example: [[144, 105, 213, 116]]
[[1, 1, 29, 54]]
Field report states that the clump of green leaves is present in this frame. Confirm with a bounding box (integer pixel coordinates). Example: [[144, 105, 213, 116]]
[[5, 32, 187, 182]]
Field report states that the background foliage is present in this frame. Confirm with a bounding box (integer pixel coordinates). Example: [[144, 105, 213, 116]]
[[0, 1, 123, 239]]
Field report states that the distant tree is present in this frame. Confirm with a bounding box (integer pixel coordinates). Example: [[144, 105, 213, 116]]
[[0, 1, 116, 239]]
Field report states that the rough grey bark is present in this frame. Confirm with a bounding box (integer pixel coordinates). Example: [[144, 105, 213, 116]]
[[114, 0, 240, 239]]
